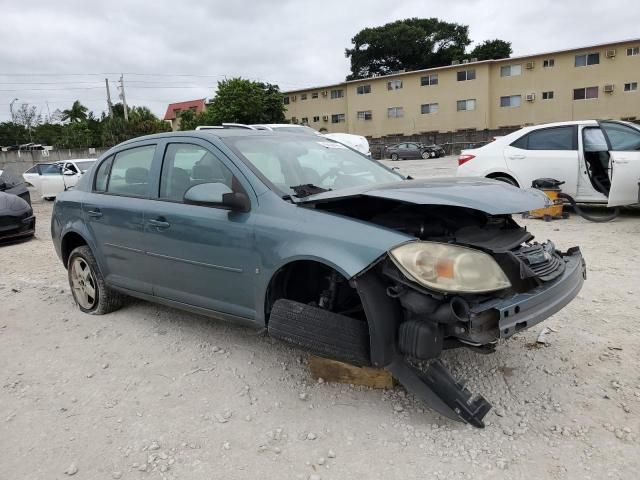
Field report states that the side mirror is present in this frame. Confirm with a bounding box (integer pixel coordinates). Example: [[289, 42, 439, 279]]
[[183, 182, 250, 212], [63, 168, 76, 176]]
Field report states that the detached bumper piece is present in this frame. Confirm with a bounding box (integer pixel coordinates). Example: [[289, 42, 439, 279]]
[[387, 357, 491, 428]]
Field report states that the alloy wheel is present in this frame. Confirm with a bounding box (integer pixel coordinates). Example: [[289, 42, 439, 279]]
[[70, 257, 97, 309]]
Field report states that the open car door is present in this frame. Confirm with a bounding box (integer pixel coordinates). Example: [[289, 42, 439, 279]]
[[600, 121, 640, 207]]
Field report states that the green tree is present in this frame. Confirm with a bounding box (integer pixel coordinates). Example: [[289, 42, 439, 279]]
[[205, 78, 286, 125], [61, 100, 88, 123], [345, 18, 471, 80], [468, 39, 512, 61]]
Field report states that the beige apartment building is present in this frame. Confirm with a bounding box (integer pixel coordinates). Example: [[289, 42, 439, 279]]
[[283, 39, 640, 138]]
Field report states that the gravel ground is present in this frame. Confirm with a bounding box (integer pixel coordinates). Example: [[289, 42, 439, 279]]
[[1, 157, 639, 480]]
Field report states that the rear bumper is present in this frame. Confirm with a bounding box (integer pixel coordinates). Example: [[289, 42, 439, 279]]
[[472, 248, 585, 338]]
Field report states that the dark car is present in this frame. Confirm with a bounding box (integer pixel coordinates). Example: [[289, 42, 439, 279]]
[[51, 130, 585, 427], [0, 169, 36, 242], [386, 142, 445, 160]]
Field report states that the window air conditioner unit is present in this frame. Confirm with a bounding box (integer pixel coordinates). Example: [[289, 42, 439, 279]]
[[604, 84, 615, 93], [605, 49, 616, 58], [321, 91, 328, 97], [451, 60, 461, 65], [526, 93, 535, 102], [322, 115, 329, 122], [526, 61, 535, 69]]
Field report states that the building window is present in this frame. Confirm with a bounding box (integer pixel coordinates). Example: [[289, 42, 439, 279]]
[[457, 69, 476, 81], [420, 74, 438, 86], [573, 86, 599, 100], [420, 103, 439, 114], [627, 47, 639, 56], [624, 82, 638, 92], [311, 92, 319, 99], [291, 117, 298, 123], [331, 113, 345, 123], [500, 95, 522, 107], [330, 89, 344, 99], [387, 80, 403, 90], [283, 96, 290, 105], [543, 59, 555, 68], [356, 110, 372, 120], [575, 53, 600, 67], [301, 117, 308, 124], [356, 84, 371, 95], [300, 93, 307, 101], [542, 91, 554, 100], [312, 116, 320, 122], [500, 65, 522, 77], [456, 99, 476, 111], [387, 107, 404, 118]]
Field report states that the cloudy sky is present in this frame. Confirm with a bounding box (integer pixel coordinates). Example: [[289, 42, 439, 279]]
[[0, 0, 637, 122]]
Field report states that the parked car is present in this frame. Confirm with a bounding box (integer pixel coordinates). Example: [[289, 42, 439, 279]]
[[386, 142, 444, 160], [197, 124, 372, 156], [23, 159, 96, 200], [51, 130, 585, 427], [0, 169, 35, 242], [457, 120, 640, 207]]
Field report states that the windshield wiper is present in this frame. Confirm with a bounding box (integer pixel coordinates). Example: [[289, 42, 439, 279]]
[[290, 184, 332, 198]]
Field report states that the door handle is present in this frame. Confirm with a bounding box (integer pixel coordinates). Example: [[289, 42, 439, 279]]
[[87, 209, 102, 218], [509, 154, 525, 160], [148, 218, 171, 229]]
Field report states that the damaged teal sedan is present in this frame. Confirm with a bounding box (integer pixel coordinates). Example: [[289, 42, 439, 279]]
[[51, 130, 586, 427]]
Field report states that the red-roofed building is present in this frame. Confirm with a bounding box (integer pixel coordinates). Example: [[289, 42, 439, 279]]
[[163, 99, 206, 130]]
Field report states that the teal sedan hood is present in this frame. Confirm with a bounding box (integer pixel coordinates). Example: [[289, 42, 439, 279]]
[[298, 177, 551, 215]]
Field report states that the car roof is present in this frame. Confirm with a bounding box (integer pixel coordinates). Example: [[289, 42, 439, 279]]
[[115, 129, 325, 148]]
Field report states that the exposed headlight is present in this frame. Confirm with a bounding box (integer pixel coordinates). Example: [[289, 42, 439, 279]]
[[389, 242, 511, 293]]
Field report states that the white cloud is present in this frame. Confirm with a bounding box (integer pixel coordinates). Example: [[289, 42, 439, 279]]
[[0, 0, 637, 121]]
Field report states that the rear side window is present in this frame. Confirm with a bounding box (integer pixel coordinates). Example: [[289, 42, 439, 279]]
[[106, 145, 155, 197], [159, 143, 233, 202], [600, 122, 640, 151], [511, 126, 576, 151], [94, 156, 113, 192]]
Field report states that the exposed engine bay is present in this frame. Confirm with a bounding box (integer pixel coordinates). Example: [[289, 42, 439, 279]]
[[308, 197, 575, 354]]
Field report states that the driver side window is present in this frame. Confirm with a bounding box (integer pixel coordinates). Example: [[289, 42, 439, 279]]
[[159, 143, 234, 202]]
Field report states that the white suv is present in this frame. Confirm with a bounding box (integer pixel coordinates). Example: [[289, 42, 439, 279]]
[[456, 120, 640, 207]]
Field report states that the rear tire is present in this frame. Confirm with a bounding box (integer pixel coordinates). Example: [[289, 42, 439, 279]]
[[68, 246, 124, 315], [390, 153, 399, 161], [489, 174, 519, 187]]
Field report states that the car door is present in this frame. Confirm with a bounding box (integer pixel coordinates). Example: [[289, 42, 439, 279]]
[[39, 163, 66, 197], [600, 121, 640, 206], [143, 138, 258, 320], [503, 125, 579, 194], [62, 162, 81, 189], [406, 143, 421, 159], [81, 143, 158, 294]]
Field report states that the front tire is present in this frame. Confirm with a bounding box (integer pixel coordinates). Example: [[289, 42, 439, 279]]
[[68, 246, 124, 314], [421, 151, 430, 159], [390, 153, 399, 161]]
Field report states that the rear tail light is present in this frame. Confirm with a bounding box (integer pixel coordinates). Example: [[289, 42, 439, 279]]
[[458, 154, 475, 166]]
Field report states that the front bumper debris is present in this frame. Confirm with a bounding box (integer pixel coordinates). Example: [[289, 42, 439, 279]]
[[472, 247, 585, 338]]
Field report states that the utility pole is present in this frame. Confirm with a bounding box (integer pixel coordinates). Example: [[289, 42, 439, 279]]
[[9, 97, 18, 123], [45, 101, 51, 123], [105, 78, 114, 117], [118, 74, 129, 121]]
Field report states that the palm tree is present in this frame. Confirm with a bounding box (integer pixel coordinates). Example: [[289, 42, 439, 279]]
[[61, 100, 88, 123]]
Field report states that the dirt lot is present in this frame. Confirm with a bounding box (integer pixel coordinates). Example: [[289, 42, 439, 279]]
[[2, 157, 639, 480]]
